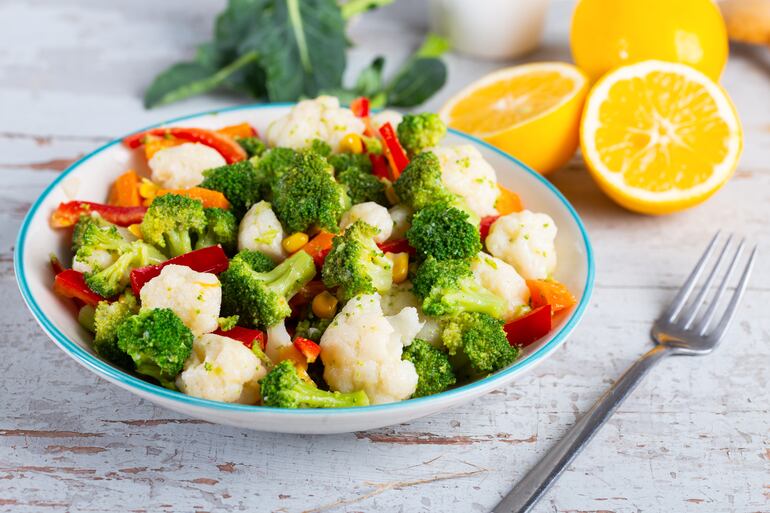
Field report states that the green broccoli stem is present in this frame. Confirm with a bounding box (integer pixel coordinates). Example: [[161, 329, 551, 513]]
[[443, 281, 506, 319], [287, 381, 370, 408], [165, 231, 194, 257], [135, 242, 167, 266], [134, 358, 177, 390], [195, 233, 216, 251], [262, 251, 316, 301]]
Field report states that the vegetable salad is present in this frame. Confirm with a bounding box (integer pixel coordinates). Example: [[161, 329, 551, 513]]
[[49, 96, 576, 408]]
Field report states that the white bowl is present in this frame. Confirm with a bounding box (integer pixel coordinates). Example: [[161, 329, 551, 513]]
[[15, 104, 594, 434]]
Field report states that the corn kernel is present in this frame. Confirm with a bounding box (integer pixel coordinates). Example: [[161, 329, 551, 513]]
[[388, 252, 409, 284], [339, 132, 364, 154], [282, 232, 309, 254], [127, 224, 143, 239], [312, 290, 339, 319], [139, 178, 159, 203], [385, 184, 399, 205]]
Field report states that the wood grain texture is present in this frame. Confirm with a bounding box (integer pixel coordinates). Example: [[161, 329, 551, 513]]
[[1, 1, 768, 512]]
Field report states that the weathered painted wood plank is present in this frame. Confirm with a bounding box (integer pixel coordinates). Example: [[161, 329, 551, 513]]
[[0, 0, 768, 512]]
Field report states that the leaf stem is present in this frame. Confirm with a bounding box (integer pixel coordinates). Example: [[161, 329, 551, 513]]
[[286, 0, 312, 73], [340, 0, 394, 20]]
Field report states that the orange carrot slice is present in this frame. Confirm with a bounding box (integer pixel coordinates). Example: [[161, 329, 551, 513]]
[[495, 184, 523, 215], [155, 188, 230, 209], [527, 279, 576, 314]]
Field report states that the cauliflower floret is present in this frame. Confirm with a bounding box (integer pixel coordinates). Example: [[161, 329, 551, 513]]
[[339, 202, 393, 243], [431, 145, 500, 218], [471, 252, 530, 322], [371, 110, 403, 130], [320, 293, 422, 404], [485, 210, 558, 280], [176, 333, 267, 404], [265, 96, 365, 152], [140, 264, 221, 336], [148, 142, 227, 190], [381, 281, 442, 346], [265, 320, 293, 363], [387, 204, 412, 241], [238, 201, 286, 262]]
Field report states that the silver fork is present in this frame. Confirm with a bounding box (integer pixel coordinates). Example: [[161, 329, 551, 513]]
[[492, 232, 757, 513]]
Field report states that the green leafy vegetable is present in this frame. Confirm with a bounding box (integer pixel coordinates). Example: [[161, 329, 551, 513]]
[[143, 0, 447, 109], [324, 33, 450, 108]]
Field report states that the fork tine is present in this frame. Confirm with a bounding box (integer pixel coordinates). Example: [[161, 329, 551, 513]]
[[682, 234, 733, 329], [662, 232, 720, 322], [695, 239, 745, 335], [707, 246, 757, 341]]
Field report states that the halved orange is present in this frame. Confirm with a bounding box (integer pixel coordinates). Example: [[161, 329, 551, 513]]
[[440, 62, 589, 174], [580, 60, 743, 215]]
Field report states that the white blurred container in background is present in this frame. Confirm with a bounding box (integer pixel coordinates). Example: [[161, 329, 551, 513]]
[[429, 0, 551, 60]]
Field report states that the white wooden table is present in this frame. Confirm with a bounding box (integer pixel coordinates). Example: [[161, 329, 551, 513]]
[[1, 1, 768, 512]]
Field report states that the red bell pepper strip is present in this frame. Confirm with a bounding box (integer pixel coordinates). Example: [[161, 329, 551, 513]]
[[369, 154, 390, 180], [350, 97, 370, 118], [378, 122, 410, 180], [479, 215, 500, 241], [51, 201, 147, 228], [504, 305, 552, 347], [301, 230, 337, 268], [293, 337, 321, 363], [122, 127, 247, 164], [377, 239, 415, 256], [130, 245, 229, 296], [215, 326, 266, 351], [53, 269, 105, 306]]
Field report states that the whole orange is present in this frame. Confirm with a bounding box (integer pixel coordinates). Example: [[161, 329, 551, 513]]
[[570, 0, 728, 82]]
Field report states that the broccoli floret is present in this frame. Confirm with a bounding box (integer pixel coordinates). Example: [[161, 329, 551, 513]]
[[393, 152, 454, 210], [140, 194, 207, 257], [200, 161, 263, 217], [402, 338, 456, 398], [397, 113, 447, 157], [195, 207, 237, 253], [361, 135, 383, 155], [71, 213, 110, 254], [231, 248, 276, 272], [220, 250, 317, 328], [116, 308, 194, 389], [75, 221, 131, 266], [305, 139, 332, 157], [294, 311, 333, 342], [322, 220, 393, 300], [271, 153, 350, 233], [407, 203, 481, 261], [261, 360, 369, 408], [92, 290, 139, 368], [329, 152, 387, 205], [441, 312, 519, 375], [236, 137, 266, 158], [217, 315, 239, 331], [77, 223, 166, 297], [412, 256, 505, 318], [254, 147, 299, 195]]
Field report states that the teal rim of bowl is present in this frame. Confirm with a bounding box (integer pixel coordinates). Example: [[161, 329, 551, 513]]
[[15, 102, 595, 415]]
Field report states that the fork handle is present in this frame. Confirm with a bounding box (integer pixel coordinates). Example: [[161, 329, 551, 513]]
[[492, 344, 673, 513]]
